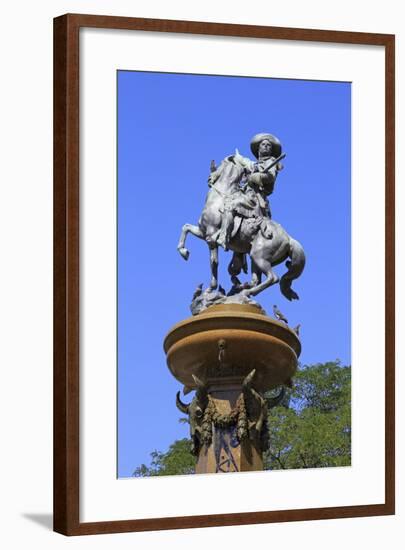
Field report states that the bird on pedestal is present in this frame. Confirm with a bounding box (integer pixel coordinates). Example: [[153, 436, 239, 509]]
[[273, 305, 288, 324]]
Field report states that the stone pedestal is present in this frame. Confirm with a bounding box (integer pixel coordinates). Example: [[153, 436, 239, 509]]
[[194, 385, 264, 473], [163, 303, 300, 474]]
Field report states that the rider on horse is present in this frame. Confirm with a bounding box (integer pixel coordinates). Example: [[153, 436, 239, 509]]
[[208, 133, 284, 250]]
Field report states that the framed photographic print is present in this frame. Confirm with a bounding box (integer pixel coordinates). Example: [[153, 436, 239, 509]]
[[53, 14, 395, 535]]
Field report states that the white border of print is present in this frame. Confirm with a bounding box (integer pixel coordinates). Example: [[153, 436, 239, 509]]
[[80, 28, 385, 522]]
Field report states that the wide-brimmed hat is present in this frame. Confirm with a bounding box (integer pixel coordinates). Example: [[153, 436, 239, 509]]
[[250, 133, 282, 159]]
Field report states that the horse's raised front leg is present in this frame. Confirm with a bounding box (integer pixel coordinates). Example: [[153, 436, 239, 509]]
[[209, 244, 219, 290], [177, 223, 204, 260]]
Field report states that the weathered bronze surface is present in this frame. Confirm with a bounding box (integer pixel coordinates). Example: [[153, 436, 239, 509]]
[[177, 133, 305, 311]]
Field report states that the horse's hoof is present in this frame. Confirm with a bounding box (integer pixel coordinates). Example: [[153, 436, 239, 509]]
[[178, 247, 190, 261]]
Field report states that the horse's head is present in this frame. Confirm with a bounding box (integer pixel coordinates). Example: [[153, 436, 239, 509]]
[[212, 156, 245, 193]]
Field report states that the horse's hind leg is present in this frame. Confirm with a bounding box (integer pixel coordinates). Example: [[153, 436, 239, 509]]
[[243, 254, 279, 298], [209, 244, 219, 289], [228, 252, 245, 287], [250, 259, 262, 288], [177, 223, 204, 260]]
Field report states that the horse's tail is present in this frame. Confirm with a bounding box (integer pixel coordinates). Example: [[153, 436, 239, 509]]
[[279, 237, 305, 301]]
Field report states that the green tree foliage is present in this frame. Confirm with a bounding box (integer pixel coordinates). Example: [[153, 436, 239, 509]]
[[132, 361, 351, 476], [132, 438, 196, 477], [264, 361, 351, 470]]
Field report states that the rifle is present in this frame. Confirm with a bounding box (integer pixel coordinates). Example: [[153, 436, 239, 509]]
[[261, 152, 286, 172], [241, 153, 286, 192]]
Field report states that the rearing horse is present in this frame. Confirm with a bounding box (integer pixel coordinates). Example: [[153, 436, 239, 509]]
[[177, 156, 305, 301]]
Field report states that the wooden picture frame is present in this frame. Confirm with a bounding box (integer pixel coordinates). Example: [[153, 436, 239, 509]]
[[54, 13, 395, 535]]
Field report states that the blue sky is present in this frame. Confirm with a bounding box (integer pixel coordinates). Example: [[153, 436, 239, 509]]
[[117, 71, 351, 477]]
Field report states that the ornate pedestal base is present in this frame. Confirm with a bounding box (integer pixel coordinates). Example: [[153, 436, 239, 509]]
[[164, 303, 300, 474], [195, 385, 264, 473]]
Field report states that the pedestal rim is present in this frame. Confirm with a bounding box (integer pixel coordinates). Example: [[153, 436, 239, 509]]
[[163, 303, 301, 358]]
